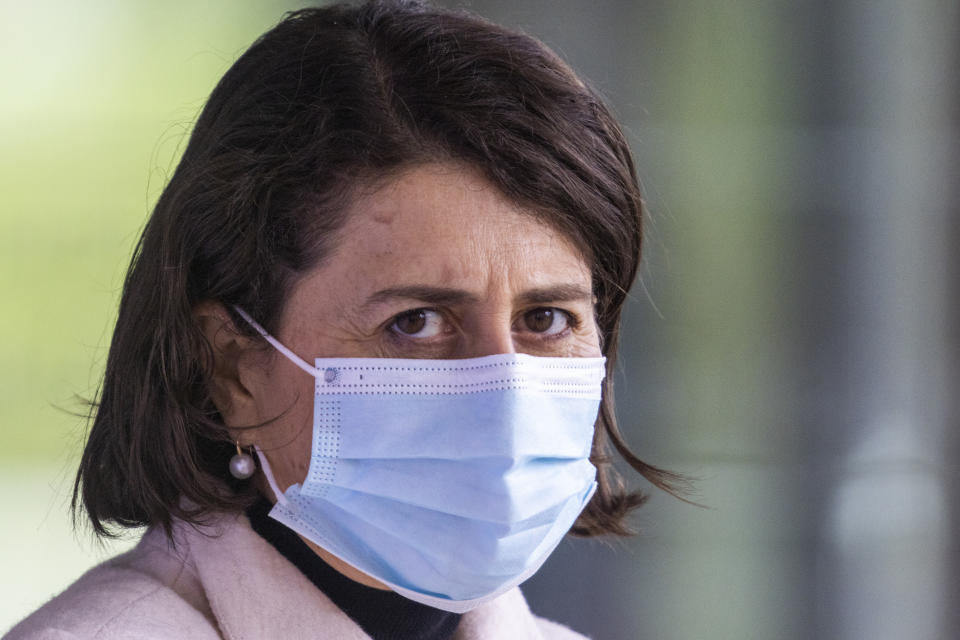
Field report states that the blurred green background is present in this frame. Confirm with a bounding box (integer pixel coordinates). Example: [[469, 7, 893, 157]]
[[3, 2, 958, 639]]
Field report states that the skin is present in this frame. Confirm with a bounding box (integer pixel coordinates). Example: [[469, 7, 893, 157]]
[[197, 162, 601, 590]]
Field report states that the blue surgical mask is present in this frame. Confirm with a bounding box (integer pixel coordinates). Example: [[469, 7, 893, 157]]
[[234, 307, 602, 613]]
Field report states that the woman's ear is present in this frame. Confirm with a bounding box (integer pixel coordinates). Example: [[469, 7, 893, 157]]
[[193, 301, 261, 434]]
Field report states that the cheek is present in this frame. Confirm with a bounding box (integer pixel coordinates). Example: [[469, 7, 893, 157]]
[[572, 331, 603, 358], [575, 320, 604, 357]]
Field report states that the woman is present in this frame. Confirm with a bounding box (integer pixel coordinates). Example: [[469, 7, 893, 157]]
[[7, 1, 680, 638]]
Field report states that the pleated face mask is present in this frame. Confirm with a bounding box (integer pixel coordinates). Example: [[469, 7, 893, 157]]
[[234, 307, 603, 613]]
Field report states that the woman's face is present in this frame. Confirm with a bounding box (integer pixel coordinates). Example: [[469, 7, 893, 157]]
[[211, 162, 600, 583]]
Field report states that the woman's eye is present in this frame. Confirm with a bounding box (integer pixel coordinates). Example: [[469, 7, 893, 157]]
[[521, 308, 571, 336], [390, 309, 446, 338]]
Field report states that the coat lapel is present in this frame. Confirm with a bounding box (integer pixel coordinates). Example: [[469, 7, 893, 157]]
[[179, 511, 371, 640], [455, 588, 545, 640]]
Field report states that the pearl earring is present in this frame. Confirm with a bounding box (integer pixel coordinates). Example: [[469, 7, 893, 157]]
[[229, 442, 256, 479]]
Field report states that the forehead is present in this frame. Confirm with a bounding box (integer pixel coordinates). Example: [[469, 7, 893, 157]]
[[316, 164, 592, 295]]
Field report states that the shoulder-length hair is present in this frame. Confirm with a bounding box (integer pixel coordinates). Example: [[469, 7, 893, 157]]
[[75, 0, 684, 539]]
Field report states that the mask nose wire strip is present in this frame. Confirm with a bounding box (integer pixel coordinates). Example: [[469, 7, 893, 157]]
[[232, 305, 319, 379], [254, 444, 291, 507]]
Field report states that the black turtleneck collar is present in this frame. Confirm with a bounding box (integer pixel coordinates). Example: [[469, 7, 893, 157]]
[[245, 496, 461, 640]]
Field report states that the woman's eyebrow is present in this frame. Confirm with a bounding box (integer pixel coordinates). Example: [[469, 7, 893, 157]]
[[360, 283, 594, 312], [361, 285, 480, 311], [515, 284, 594, 306]]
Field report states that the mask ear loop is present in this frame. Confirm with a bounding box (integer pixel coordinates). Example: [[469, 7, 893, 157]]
[[231, 305, 308, 508], [231, 305, 318, 379], [254, 444, 290, 507]]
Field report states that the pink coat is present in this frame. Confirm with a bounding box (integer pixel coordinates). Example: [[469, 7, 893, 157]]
[[5, 509, 588, 639]]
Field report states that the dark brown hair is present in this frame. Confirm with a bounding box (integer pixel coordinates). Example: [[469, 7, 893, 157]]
[[75, 0, 684, 539]]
